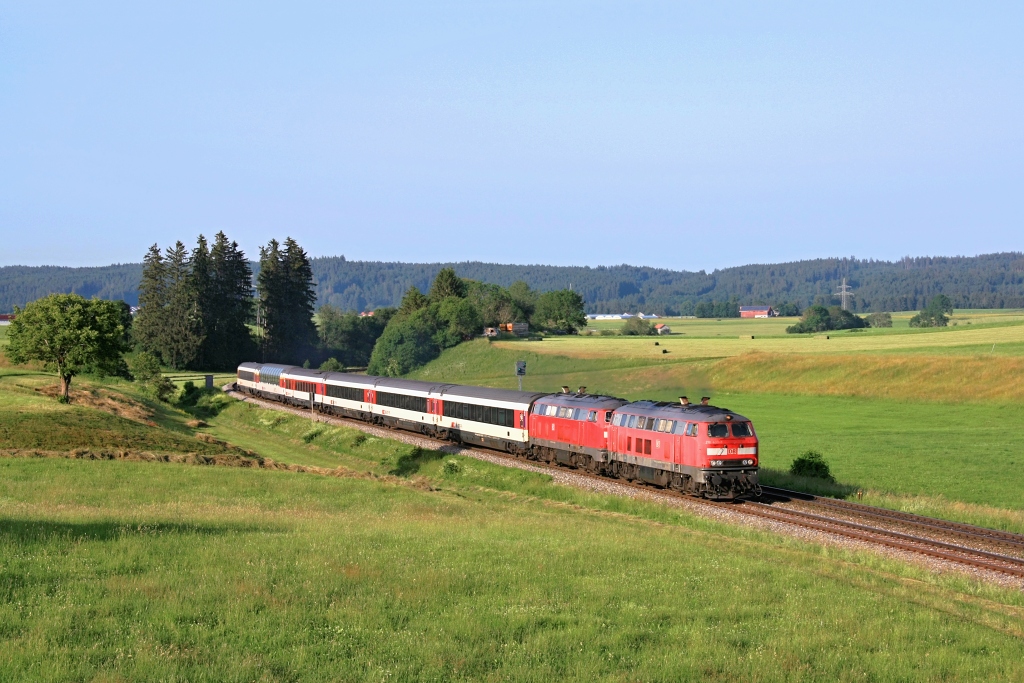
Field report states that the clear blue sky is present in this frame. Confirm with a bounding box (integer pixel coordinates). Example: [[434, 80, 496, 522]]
[[2, 2, 1021, 270]]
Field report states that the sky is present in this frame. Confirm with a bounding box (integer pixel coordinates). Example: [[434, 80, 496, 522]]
[[1, 2, 1022, 271]]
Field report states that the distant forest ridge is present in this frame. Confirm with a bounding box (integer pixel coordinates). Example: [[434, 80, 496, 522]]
[[3, 252, 1024, 315]]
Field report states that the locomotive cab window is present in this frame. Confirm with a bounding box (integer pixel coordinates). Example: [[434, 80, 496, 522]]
[[731, 422, 752, 437], [708, 423, 729, 438]]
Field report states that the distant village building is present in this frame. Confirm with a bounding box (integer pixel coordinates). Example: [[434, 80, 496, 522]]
[[0, 314, 14, 326], [739, 306, 776, 319], [654, 323, 671, 335], [359, 311, 375, 317]]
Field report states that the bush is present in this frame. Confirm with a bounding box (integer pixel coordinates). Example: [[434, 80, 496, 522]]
[[865, 312, 892, 328], [621, 317, 655, 336], [127, 351, 177, 401], [787, 306, 867, 334], [789, 451, 835, 482], [442, 459, 463, 476]]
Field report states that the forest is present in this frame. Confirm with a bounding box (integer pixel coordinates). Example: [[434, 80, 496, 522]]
[[3, 252, 1024, 315]]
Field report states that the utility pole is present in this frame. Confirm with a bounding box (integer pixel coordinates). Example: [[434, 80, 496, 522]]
[[835, 277, 854, 311]]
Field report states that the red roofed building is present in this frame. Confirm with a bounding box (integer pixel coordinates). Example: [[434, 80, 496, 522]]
[[0, 314, 14, 325], [739, 306, 775, 318]]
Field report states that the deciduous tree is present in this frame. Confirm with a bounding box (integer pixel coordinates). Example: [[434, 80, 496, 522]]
[[7, 294, 131, 401]]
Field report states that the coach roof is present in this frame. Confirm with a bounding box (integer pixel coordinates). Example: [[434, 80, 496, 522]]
[[439, 385, 548, 405]]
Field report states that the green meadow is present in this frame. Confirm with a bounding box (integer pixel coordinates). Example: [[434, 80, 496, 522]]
[[3, 365, 1024, 680]]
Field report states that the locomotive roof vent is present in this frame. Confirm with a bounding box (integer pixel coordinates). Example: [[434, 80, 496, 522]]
[[701, 396, 711, 405], [561, 386, 570, 394], [679, 396, 689, 405], [577, 386, 586, 395]]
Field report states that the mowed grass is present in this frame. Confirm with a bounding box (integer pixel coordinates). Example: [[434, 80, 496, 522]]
[[528, 313, 1024, 361], [6, 439, 1024, 679]]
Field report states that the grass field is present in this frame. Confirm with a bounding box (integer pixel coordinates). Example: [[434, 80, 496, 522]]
[[4, 372, 1024, 680]]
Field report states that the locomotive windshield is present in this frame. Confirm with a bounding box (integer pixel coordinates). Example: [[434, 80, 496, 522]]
[[708, 423, 729, 437], [731, 422, 752, 437]]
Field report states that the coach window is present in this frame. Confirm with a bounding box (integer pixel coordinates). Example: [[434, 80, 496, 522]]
[[646, 418, 657, 431]]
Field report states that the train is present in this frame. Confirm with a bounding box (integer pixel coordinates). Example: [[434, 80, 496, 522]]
[[235, 362, 761, 500]]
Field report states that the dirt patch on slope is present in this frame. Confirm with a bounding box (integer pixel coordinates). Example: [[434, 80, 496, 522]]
[[36, 385, 155, 423]]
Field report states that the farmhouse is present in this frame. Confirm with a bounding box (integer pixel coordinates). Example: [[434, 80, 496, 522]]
[[654, 323, 671, 335], [739, 306, 776, 318], [0, 314, 13, 326]]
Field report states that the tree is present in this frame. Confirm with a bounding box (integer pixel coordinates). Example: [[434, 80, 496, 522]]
[[162, 241, 205, 369], [435, 296, 483, 346], [533, 289, 587, 333], [428, 267, 467, 300], [257, 237, 318, 364], [7, 294, 131, 401], [367, 307, 443, 376], [507, 281, 537, 321], [621, 317, 655, 335], [318, 305, 394, 367], [204, 232, 254, 370], [133, 244, 168, 357], [910, 294, 953, 328], [398, 286, 430, 315]]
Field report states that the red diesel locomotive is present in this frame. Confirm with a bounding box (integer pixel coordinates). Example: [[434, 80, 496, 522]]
[[235, 362, 760, 499]]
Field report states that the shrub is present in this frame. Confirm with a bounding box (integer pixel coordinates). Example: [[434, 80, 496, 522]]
[[865, 312, 892, 328], [621, 317, 655, 336], [442, 459, 463, 476], [789, 451, 835, 481]]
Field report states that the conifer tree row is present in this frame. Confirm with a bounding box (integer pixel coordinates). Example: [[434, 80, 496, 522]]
[[135, 232, 254, 370], [257, 237, 318, 365]]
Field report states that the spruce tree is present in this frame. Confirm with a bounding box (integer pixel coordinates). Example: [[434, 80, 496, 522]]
[[189, 235, 213, 368], [162, 241, 204, 369], [282, 237, 319, 361], [133, 244, 168, 358], [258, 238, 317, 364], [207, 232, 254, 369]]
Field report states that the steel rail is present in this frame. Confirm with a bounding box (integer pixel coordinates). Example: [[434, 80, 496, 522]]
[[760, 486, 1024, 550], [226, 388, 1024, 580], [729, 500, 1024, 578]]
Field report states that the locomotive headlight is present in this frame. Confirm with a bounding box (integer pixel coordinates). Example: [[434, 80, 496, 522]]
[[742, 459, 754, 466], [710, 460, 723, 467]]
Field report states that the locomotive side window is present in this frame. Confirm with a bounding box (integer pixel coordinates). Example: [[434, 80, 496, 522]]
[[627, 415, 637, 428], [708, 423, 729, 438], [604, 411, 613, 423], [731, 422, 752, 437], [588, 410, 598, 422]]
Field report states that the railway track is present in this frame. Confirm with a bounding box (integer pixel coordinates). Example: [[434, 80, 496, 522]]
[[225, 387, 1024, 581]]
